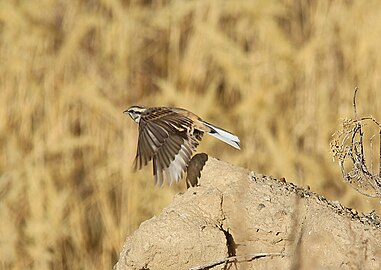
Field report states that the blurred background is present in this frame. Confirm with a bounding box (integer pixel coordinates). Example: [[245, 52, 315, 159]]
[[1, 0, 381, 269]]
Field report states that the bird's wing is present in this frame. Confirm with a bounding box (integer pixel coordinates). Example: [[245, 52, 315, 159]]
[[133, 108, 201, 185]]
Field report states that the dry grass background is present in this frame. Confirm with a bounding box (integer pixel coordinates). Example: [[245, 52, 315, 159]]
[[1, 0, 381, 269]]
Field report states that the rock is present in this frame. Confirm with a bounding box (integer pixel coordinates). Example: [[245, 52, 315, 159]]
[[115, 157, 381, 270]]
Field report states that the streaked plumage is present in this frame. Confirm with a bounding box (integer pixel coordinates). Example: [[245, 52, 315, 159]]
[[124, 106, 240, 186]]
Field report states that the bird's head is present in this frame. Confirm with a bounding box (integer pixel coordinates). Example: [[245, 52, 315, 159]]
[[123, 105, 146, 123]]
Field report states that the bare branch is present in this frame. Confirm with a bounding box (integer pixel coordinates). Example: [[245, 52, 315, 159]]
[[330, 87, 381, 198], [188, 252, 285, 270], [353, 86, 359, 122], [379, 128, 381, 179]]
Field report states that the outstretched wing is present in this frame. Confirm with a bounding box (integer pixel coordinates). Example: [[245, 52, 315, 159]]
[[133, 108, 202, 185]]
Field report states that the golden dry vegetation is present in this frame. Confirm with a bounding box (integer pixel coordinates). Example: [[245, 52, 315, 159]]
[[1, 0, 381, 269]]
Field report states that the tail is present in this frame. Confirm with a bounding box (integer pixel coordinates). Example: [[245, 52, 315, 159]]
[[203, 122, 241, 150]]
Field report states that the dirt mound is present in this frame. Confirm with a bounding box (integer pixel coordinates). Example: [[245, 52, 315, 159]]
[[115, 157, 381, 269]]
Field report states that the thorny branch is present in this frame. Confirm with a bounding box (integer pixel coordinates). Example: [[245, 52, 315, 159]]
[[330, 87, 381, 198]]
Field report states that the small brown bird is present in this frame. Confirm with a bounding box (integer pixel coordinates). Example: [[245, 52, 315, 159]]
[[124, 106, 240, 186]]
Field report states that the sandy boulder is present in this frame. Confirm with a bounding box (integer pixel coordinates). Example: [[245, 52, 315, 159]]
[[115, 157, 381, 269]]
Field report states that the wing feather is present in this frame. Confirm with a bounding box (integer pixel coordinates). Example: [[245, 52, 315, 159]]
[[147, 122, 167, 143], [161, 143, 173, 166], [153, 157, 164, 186], [133, 107, 203, 185], [145, 125, 163, 148], [140, 131, 153, 165]]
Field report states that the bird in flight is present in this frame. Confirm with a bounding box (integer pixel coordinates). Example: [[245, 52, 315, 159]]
[[124, 106, 240, 186]]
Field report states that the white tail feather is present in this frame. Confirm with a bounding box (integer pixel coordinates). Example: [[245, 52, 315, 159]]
[[203, 122, 241, 150]]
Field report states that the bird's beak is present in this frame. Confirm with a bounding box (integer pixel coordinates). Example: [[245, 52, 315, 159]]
[[123, 109, 129, 115]]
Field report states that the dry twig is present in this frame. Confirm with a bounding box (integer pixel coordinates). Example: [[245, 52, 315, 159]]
[[188, 252, 285, 270], [330, 87, 381, 198]]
